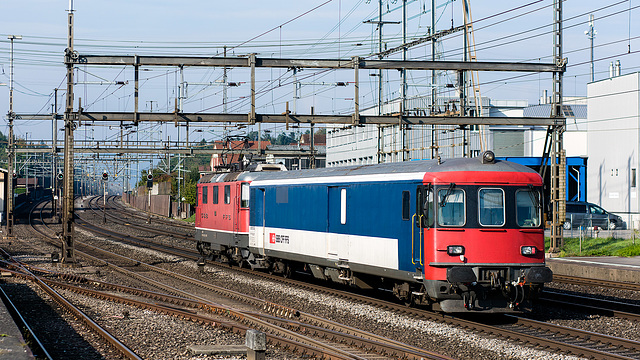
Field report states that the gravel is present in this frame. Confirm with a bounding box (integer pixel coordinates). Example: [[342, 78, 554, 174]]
[[9, 199, 640, 359]]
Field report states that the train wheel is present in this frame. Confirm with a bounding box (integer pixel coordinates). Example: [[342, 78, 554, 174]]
[[282, 264, 292, 279], [403, 293, 415, 307]]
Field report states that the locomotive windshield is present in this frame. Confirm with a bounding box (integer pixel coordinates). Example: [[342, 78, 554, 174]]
[[438, 188, 465, 226], [478, 188, 505, 226], [516, 189, 542, 227]]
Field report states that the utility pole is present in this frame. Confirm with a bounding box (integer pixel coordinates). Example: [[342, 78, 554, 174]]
[[401, 0, 408, 161], [6, 34, 21, 238], [549, 0, 566, 253], [585, 14, 596, 83], [52, 88, 58, 219], [365, 1, 400, 163], [431, 0, 438, 160], [62, 0, 77, 263]]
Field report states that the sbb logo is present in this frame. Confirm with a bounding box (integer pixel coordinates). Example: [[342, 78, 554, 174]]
[[269, 233, 276, 244]]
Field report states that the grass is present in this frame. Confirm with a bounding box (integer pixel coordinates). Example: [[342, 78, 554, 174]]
[[183, 213, 196, 223], [546, 235, 640, 257]]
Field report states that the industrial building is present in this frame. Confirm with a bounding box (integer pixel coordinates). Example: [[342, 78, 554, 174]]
[[586, 68, 640, 229]]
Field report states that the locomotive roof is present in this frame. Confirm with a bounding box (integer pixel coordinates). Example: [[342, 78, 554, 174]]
[[223, 157, 540, 185]]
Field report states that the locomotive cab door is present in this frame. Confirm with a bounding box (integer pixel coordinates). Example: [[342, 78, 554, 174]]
[[413, 185, 433, 268]]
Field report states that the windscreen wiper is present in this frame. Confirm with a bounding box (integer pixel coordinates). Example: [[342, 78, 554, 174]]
[[439, 183, 456, 207]]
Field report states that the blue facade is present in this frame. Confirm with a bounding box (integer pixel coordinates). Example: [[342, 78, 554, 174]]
[[496, 156, 587, 202]]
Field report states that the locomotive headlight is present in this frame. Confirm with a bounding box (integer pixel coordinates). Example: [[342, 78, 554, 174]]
[[481, 150, 496, 164], [447, 245, 465, 256], [521, 246, 537, 256]]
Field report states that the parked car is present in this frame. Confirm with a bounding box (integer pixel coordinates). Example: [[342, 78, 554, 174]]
[[564, 201, 624, 230]]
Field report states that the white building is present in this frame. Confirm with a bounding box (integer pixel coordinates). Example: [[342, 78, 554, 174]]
[[326, 96, 586, 166], [586, 71, 640, 227]]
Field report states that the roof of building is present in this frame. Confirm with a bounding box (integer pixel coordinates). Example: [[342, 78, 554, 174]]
[[524, 104, 587, 118]]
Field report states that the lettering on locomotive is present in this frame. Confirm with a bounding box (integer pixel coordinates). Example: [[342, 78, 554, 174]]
[[269, 233, 290, 244]]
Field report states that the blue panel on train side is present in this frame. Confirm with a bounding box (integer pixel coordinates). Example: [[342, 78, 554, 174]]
[[250, 180, 421, 272]]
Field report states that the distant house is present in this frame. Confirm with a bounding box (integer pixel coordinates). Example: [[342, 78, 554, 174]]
[[208, 140, 271, 172], [299, 132, 326, 146]]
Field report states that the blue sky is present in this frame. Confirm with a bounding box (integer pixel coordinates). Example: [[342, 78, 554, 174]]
[[1, 0, 638, 143]]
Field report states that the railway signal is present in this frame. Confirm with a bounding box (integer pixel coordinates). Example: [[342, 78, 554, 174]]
[[146, 172, 153, 223], [102, 172, 108, 181]]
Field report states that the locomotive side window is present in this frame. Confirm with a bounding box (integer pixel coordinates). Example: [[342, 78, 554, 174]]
[[202, 186, 208, 204], [241, 183, 250, 208], [224, 185, 231, 204], [416, 186, 434, 228], [478, 188, 505, 226], [437, 188, 465, 226], [402, 191, 410, 220], [516, 189, 541, 227], [212, 186, 219, 204], [340, 188, 347, 224]]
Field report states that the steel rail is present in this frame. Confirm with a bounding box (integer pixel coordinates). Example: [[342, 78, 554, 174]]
[[553, 274, 640, 292], [0, 249, 142, 360], [28, 200, 452, 360], [32, 199, 640, 359], [0, 284, 52, 359], [541, 288, 640, 321], [97, 196, 194, 240]]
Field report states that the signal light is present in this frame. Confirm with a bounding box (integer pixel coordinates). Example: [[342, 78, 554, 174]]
[[12, 172, 16, 179], [102, 172, 108, 181], [146, 173, 153, 188], [57, 172, 63, 181]]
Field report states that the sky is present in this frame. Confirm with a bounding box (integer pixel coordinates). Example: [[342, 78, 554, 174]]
[[1, 0, 638, 147]]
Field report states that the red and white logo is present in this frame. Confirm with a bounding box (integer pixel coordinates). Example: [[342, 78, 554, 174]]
[[269, 233, 276, 244]]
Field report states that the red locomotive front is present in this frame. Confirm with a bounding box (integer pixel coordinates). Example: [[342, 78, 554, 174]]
[[417, 160, 551, 312], [196, 175, 251, 262]]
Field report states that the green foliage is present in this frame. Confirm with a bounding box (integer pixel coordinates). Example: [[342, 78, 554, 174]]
[[183, 213, 196, 223], [550, 235, 640, 257], [615, 244, 640, 257], [246, 131, 299, 145], [182, 179, 197, 207], [136, 152, 210, 209]]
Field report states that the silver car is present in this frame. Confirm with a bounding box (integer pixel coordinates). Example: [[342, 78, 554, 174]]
[[563, 201, 624, 230]]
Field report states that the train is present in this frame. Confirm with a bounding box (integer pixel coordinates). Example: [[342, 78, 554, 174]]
[[195, 151, 552, 313]]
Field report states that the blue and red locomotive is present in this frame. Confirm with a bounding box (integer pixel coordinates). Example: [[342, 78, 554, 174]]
[[196, 151, 552, 312]]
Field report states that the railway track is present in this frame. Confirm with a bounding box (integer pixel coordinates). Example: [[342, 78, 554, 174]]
[[106, 195, 194, 231], [21, 198, 455, 360], [78, 196, 640, 359], [553, 273, 640, 292], [0, 246, 143, 360], [0, 277, 53, 360]]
